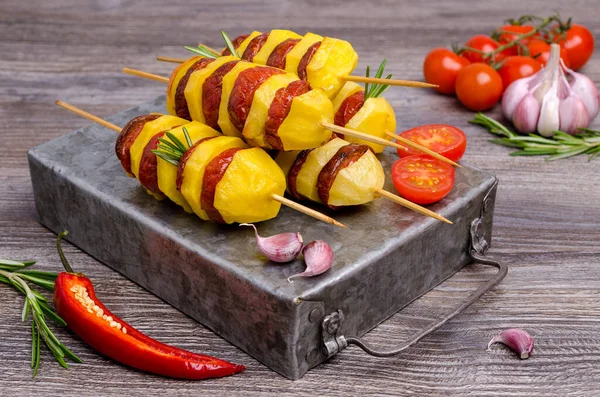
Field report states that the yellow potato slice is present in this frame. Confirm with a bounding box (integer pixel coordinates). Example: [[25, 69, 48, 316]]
[[180, 136, 247, 220], [214, 148, 286, 224], [295, 138, 349, 202], [344, 97, 397, 153], [331, 81, 363, 114], [277, 88, 333, 150], [253, 30, 302, 66], [243, 73, 298, 148], [156, 122, 221, 213], [235, 31, 262, 56], [185, 56, 238, 123], [285, 32, 323, 75], [218, 62, 258, 137], [327, 150, 385, 206], [306, 37, 358, 98], [166, 57, 203, 116]]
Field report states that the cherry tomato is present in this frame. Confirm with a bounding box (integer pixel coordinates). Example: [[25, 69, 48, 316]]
[[497, 56, 542, 90], [462, 35, 508, 63], [527, 39, 571, 68], [395, 124, 467, 162], [391, 155, 455, 205], [555, 24, 594, 70], [423, 48, 471, 95], [496, 25, 537, 55], [455, 63, 503, 111]]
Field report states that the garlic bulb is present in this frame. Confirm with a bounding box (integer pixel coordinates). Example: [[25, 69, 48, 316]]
[[502, 44, 599, 137]]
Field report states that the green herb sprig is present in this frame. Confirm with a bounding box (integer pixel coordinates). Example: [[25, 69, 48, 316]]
[[185, 30, 237, 59], [469, 113, 600, 161], [364, 59, 392, 100], [0, 259, 81, 376], [151, 127, 194, 166]]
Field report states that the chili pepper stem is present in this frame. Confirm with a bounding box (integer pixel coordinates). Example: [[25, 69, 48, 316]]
[[56, 230, 75, 273]]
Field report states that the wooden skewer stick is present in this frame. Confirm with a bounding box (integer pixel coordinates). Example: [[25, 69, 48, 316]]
[[321, 123, 461, 168], [158, 52, 438, 89], [55, 100, 121, 133], [55, 100, 347, 228], [375, 189, 452, 225], [122, 68, 169, 83], [272, 194, 346, 228]]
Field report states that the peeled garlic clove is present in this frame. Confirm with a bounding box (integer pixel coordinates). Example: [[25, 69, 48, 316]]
[[537, 83, 561, 137], [512, 93, 541, 134], [240, 223, 303, 263], [502, 74, 537, 120], [559, 95, 590, 135], [287, 240, 333, 282], [487, 328, 534, 359]]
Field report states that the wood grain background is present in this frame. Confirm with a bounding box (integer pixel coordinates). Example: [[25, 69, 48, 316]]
[[1, 0, 599, 395]]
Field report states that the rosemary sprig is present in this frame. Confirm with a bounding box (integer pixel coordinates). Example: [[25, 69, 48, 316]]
[[220, 31, 239, 58], [151, 127, 193, 166], [0, 259, 81, 376], [364, 59, 392, 100], [469, 113, 600, 161]]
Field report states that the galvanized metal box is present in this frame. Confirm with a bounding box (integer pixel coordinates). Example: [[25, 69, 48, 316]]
[[28, 96, 498, 379]]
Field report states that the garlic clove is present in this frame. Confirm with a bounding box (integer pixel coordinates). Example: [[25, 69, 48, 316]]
[[536, 80, 561, 137], [512, 93, 541, 134], [487, 328, 534, 359], [502, 74, 538, 121], [563, 60, 599, 119], [287, 240, 333, 282], [559, 95, 590, 135], [240, 223, 303, 263]]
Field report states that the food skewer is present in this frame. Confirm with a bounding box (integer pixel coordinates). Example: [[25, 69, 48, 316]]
[[122, 67, 459, 167], [157, 55, 438, 90], [55, 100, 346, 228]]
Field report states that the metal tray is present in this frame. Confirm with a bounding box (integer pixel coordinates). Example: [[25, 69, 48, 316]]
[[28, 96, 503, 379]]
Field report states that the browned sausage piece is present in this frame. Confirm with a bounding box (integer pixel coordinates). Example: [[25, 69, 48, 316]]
[[115, 114, 161, 175], [316, 144, 369, 208], [264, 80, 311, 149], [138, 131, 170, 194], [201, 147, 244, 223], [221, 34, 249, 56], [297, 41, 322, 80], [228, 66, 283, 132], [266, 38, 301, 69], [175, 136, 219, 191], [202, 61, 240, 130], [175, 57, 215, 120], [287, 149, 313, 200], [333, 90, 365, 139], [241, 32, 270, 62]]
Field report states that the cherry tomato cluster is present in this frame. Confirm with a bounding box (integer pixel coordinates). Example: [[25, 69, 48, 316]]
[[391, 125, 467, 205], [423, 18, 594, 112]]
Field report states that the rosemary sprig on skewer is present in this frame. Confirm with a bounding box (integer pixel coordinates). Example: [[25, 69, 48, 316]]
[[0, 259, 81, 376], [185, 30, 238, 59], [363, 59, 392, 99], [469, 113, 600, 161], [151, 127, 193, 166]]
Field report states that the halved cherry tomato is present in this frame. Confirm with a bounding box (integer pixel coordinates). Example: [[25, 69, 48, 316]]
[[423, 48, 470, 95], [554, 24, 594, 70], [527, 39, 570, 68], [496, 25, 537, 55], [497, 56, 542, 90], [462, 35, 508, 64], [455, 63, 503, 111], [391, 155, 455, 205], [395, 124, 467, 162]]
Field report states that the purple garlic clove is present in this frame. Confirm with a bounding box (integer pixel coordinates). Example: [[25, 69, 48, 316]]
[[287, 240, 333, 282], [512, 93, 541, 134], [502, 74, 538, 121], [487, 328, 534, 359], [559, 95, 590, 135], [563, 60, 599, 119], [240, 223, 303, 263]]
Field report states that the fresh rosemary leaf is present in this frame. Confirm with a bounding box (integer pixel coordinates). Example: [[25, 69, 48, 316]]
[[165, 131, 188, 152], [182, 127, 193, 148], [157, 137, 182, 154], [17, 273, 56, 291], [0, 259, 28, 268], [61, 344, 83, 363], [547, 146, 590, 160], [39, 301, 67, 326], [152, 151, 181, 167], [184, 45, 218, 59], [0, 274, 9, 285], [489, 138, 525, 148], [221, 31, 238, 58], [15, 269, 59, 281], [31, 322, 40, 377], [22, 299, 31, 322]]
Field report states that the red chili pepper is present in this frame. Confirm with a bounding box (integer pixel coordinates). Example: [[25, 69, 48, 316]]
[[52, 231, 245, 379]]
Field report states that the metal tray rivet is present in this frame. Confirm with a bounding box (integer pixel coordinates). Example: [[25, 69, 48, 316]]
[[309, 308, 323, 323]]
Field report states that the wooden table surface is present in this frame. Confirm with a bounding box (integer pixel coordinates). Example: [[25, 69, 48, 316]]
[[2, 0, 599, 395]]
